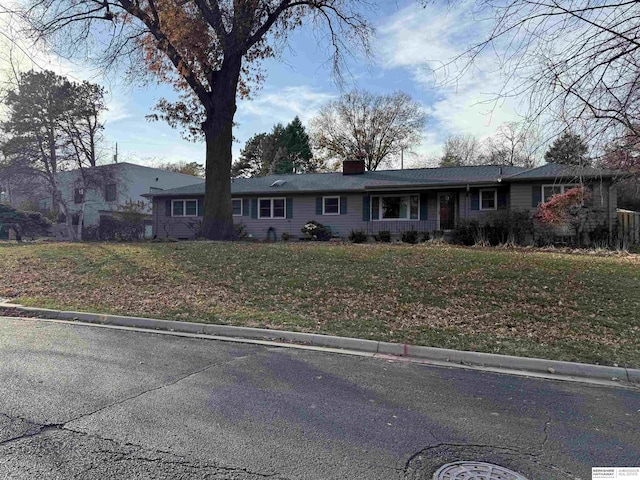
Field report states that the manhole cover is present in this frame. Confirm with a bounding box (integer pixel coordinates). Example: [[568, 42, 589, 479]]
[[433, 461, 529, 480]]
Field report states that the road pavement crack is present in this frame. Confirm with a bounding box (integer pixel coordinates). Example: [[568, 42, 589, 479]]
[[64, 360, 220, 426], [1, 417, 287, 479], [0, 420, 65, 447], [541, 415, 551, 451]]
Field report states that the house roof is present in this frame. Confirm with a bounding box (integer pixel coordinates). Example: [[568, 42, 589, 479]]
[[142, 162, 619, 198], [57, 161, 205, 183], [144, 165, 527, 197], [505, 163, 616, 181]]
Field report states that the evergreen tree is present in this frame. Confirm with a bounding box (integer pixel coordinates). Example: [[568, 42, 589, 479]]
[[544, 131, 590, 166], [232, 118, 319, 177], [279, 116, 316, 173]]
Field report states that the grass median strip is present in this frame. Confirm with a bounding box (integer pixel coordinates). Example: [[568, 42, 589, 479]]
[[1, 241, 638, 367]]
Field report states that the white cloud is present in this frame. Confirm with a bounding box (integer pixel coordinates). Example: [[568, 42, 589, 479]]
[[101, 96, 132, 124], [377, 2, 529, 156], [238, 85, 335, 125]]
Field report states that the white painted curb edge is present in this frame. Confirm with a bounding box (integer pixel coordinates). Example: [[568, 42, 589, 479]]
[[2, 303, 638, 386]]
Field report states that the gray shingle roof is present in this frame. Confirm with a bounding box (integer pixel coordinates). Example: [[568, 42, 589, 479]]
[[505, 163, 616, 181], [144, 165, 527, 197]]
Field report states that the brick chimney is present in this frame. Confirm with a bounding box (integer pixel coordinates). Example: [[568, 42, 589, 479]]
[[342, 159, 366, 175]]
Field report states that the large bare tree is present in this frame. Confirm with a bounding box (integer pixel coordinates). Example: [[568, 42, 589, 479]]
[[1, 70, 109, 240], [482, 121, 538, 168], [19, 0, 372, 239], [439, 1, 640, 150], [310, 89, 426, 171], [439, 134, 481, 167]]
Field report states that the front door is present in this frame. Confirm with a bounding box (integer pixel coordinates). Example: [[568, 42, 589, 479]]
[[438, 193, 456, 230]]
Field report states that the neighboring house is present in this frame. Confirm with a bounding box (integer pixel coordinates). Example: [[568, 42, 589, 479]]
[[56, 162, 205, 227], [144, 160, 618, 241]]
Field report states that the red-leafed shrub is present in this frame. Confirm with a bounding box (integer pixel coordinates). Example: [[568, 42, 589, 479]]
[[535, 186, 591, 226]]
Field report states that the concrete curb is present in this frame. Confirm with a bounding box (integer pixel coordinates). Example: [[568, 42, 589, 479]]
[[2, 303, 639, 386]]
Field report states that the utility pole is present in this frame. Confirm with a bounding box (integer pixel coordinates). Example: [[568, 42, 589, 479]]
[[113, 143, 118, 163]]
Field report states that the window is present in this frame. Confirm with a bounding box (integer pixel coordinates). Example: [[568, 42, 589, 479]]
[[323, 196, 340, 215], [105, 184, 116, 202], [74, 188, 84, 204], [232, 198, 242, 216], [372, 195, 419, 220], [480, 189, 497, 210], [172, 199, 198, 217], [542, 184, 577, 203], [258, 198, 286, 219]]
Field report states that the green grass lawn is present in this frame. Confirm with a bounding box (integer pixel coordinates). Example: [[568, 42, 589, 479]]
[[1, 241, 639, 367]]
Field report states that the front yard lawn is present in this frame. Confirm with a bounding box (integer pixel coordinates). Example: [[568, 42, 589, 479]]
[[0, 242, 638, 367]]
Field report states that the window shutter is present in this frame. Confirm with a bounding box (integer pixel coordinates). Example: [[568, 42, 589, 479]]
[[197, 198, 204, 216], [532, 185, 542, 207], [251, 199, 258, 219], [420, 193, 428, 220], [497, 189, 508, 209], [243, 198, 250, 216], [165, 200, 172, 217], [371, 197, 379, 220], [316, 197, 323, 215], [362, 195, 370, 222], [340, 196, 347, 215], [286, 198, 293, 219], [470, 190, 479, 210]]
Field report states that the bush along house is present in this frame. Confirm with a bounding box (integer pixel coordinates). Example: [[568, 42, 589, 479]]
[[144, 159, 618, 245]]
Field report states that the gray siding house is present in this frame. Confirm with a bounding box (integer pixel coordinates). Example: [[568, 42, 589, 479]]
[[145, 160, 618, 241], [57, 162, 205, 227]]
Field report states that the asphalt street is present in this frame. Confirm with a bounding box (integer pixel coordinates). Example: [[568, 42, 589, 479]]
[[0, 316, 638, 479]]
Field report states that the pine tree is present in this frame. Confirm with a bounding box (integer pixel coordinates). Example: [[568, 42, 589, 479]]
[[544, 132, 590, 166], [280, 116, 315, 173], [232, 118, 320, 177]]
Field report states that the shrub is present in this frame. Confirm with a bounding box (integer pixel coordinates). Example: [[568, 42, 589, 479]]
[[452, 210, 534, 247], [373, 230, 391, 242], [420, 231, 430, 243], [400, 229, 419, 244], [98, 215, 145, 241], [234, 223, 248, 240], [281, 232, 291, 241], [82, 225, 99, 241], [349, 229, 368, 243], [301, 220, 331, 241], [96, 200, 148, 241], [588, 223, 610, 248], [536, 186, 591, 226], [451, 220, 478, 246], [0, 204, 52, 240]]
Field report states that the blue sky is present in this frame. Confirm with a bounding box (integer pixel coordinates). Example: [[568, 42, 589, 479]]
[[1, 1, 527, 169]]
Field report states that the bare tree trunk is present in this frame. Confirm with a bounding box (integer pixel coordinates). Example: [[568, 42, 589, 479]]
[[202, 119, 235, 240], [201, 60, 241, 241], [52, 174, 77, 241], [76, 203, 84, 241]]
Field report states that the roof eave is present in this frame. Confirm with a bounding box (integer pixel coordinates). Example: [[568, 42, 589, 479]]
[[507, 173, 615, 182], [364, 181, 504, 190]]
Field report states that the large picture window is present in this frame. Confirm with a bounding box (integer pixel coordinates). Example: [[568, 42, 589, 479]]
[[258, 198, 286, 219], [172, 199, 198, 217], [542, 184, 577, 202], [372, 195, 419, 220]]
